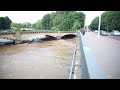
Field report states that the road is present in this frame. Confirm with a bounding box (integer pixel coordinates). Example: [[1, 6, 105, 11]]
[[108, 36, 120, 41], [84, 32, 120, 79], [94, 32, 120, 41]]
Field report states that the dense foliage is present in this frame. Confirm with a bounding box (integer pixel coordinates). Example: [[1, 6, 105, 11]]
[[7, 11, 85, 31], [0, 16, 12, 30], [89, 11, 120, 32], [31, 11, 85, 31]]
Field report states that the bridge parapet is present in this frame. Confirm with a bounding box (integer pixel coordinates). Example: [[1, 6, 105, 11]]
[[0, 30, 75, 35], [0, 32, 15, 35], [77, 30, 107, 79]]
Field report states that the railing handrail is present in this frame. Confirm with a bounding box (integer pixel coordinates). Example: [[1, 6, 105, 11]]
[[69, 41, 77, 79]]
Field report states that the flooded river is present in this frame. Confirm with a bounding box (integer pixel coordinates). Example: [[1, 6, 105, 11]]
[[0, 38, 76, 79]]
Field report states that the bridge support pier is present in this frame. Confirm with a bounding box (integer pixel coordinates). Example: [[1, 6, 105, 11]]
[[15, 40, 22, 44], [14, 31, 22, 44], [56, 31, 61, 39], [56, 36, 61, 40]]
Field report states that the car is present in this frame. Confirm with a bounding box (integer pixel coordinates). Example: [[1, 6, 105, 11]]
[[100, 30, 109, 36], [111, 30, 120, 36], [95, 30, 98, 33]]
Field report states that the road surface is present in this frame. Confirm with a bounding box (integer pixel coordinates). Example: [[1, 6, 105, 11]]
[[84, 32, 120, 79], [108, 36, 120, 41]]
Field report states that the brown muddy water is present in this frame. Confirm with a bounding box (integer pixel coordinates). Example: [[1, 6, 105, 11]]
[[0, 39, 76, 79]]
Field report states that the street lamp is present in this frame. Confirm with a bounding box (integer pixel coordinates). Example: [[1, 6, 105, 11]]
[[98, 14, 101, 38]]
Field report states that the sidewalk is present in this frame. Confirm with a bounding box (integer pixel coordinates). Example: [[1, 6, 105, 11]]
[[84, 32, 120, 79]]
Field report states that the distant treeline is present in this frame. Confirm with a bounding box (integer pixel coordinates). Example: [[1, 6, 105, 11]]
[[89, 11, 120, 32], [0, 16, 12, 30], [11, 11, 85, 31]]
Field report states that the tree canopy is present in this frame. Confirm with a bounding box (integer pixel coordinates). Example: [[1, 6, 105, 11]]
[[32, 11, 85, 31], [0, 16, 12, 30], [10, 11, 85, 31], [89, 11, 120, 32]]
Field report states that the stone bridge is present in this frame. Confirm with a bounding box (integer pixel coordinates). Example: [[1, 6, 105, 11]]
[[0, 30, 76, 44]]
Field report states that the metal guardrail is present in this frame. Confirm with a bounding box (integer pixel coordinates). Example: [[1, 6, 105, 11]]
[[77, 30, 107, 79], [69, 41, 77, 79]]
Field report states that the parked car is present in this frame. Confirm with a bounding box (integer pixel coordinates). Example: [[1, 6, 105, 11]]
[[100, 30, 109, 36], [95, 30, 98, 33], [111, 30, 120, 36]]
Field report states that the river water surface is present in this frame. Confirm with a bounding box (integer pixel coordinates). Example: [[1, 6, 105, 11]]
[[0, 38, 75, 79]]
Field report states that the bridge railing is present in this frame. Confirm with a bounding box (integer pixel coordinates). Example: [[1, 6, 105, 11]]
[[69, 41, 77, 79], [20, 30, 75, 33], [0, 30, 75, 35], [77, 30, 107, 79]]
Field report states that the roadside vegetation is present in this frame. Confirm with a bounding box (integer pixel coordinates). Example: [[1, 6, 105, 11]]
[[0, 11, 85, 32], [89, 11, 120, 32]]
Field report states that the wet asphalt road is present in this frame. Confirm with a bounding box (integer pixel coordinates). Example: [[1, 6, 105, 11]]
[[108, 36, 120, 41], [84, 32, 120, 79]]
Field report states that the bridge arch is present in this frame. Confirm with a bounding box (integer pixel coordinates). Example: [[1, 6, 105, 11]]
[[61, 34, 76, 39], [41, 35, 58, 41]]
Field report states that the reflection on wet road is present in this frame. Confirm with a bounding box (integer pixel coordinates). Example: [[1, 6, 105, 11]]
[[0, 39, 75, 79]]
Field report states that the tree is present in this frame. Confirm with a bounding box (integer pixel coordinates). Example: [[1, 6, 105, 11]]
[[23, 22, 31, 28], [89, 17, 99, 30], [4, 16, 12, 29], [0, 17, 4, 29], [42, 14, 51, 30], [33, 20, 42, 29], [26, 11, 86, 31], [48, 11, 85, 31], [90, 11, 120, 32], [0, 16, 12, 30], [72, 20, 81, 31]]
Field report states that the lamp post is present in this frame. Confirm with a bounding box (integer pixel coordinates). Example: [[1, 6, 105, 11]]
[[98, 14, 101, 38]]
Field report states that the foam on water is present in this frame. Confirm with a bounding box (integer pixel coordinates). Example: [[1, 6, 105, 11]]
[[23, 35, 46, 41]]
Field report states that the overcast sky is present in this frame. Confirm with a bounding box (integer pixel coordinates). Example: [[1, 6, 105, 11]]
[[0, 11, 105, 26]]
